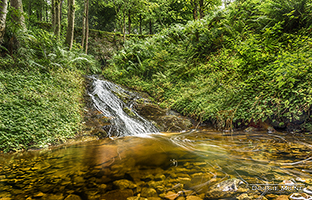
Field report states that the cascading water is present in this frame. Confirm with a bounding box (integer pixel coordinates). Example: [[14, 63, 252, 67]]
[[88, 76, 159, 136]]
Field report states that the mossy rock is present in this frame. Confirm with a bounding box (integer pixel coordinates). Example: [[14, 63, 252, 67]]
[[123, 107, 136, 117]]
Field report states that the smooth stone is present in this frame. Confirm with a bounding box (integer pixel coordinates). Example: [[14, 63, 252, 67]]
[[102, 189, 134, 200], [164, 191, 179, 200], [113, 179, 136, 190], [276, 195, 289, 200], [186, 196, 202, 200], [64, 194, 82, 200], [141, 188, 158, 198]]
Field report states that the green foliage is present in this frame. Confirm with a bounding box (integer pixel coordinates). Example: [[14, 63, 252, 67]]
[[3, 27, 101, 74], [104, 0, 312, 129], [260, 0, 312, 32], [0, 19, 101, 152], [0, 67, 84, 153]]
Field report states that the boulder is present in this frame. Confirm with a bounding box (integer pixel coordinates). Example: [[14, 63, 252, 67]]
[[135, 103, 193, 132]]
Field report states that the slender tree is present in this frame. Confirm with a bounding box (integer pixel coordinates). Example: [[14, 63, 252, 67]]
[[128, 10, 131, 34], [85, 3, 89, 54], [52, 0, 55, 27], [192, 0, 198, 20], [11, 0, 26, 30], [53, 0, 61, 38], [0, 0, 8, 44], [81, 0, 89, 53], [66, 0, 75, 50]]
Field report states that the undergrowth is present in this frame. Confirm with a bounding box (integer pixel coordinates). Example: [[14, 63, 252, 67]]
[[0, 26, 101, 152], [104, 0, 312, 131]]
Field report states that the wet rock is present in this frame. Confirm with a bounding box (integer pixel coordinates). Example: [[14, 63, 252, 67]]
[[127, 196, 145, 200], [236, 193, 253, 200], [141, 188, 158, 198], [159, 115, 193, 132], [135, 103, 167, 117], [254, 196, 268, 200], [135, 103, 192, 132], [98, 184, 107, 193], [276, 195, 289, 200], [206, 178, 245, 199], [141, 174, 154, 182], [186, 196, 202, 200], [64, 194, 82, 200], [147, 197, 162, 200], [304, 186, 312, 193], [244, 127, 257, 132], [73, 176, 85, 187], [85, 190, 101, 200], [113, 179, 136, 190], [164, 191, 179, 200], [43, 193, 64, 200], [0, 198, 12, 200], [289, 193, 312, 200], [154, 174, 166, 181], [101, 189, 134, 200]]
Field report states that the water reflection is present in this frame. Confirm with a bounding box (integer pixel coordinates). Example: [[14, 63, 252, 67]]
[[0, 130, 312, 199]]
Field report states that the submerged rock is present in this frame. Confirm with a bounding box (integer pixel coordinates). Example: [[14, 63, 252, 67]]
[[102, 189, 134, 200], [64, 194, 82, 200], [206, 178, 245, 199], [141, 187, 158, 197], [289, 192, 312, 200], [113, 179, 137, 190]]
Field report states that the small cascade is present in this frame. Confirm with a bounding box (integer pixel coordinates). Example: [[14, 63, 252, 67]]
[[88, 76, 159, 137]]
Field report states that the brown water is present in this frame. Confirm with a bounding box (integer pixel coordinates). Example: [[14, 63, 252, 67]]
[[0, 130, 312, 200]]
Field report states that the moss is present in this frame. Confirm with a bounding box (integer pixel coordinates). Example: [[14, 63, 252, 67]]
[[123, 107, 135, 117]]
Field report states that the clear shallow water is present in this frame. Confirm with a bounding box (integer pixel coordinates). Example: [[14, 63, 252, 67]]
[[0, 130, 312, 200]]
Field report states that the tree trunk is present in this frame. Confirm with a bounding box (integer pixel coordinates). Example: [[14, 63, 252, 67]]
[[82, 0, 87, 48], [199, 0, 204, 19], [192, 0, 198, 20], [11, 0, 26, 31], [0, 0, 8, 44], [128, 10, 131, 34], [149, 19, 152, 35], [66, 0, 75, 50], [84, 0, 89, 54], [52, 0, 55, 27], [46, 0, 48, 22], [60, 0, 63, 23], [54, 0, 61, 39]]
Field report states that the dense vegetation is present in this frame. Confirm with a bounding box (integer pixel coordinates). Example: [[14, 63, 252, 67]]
[[0, 27, 100, 153], [104, 0, 312, 132]]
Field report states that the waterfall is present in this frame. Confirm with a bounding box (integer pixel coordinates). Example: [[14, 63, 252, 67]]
[[88, 77, 159, 137]]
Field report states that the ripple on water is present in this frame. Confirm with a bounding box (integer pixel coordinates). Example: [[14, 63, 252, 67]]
[[0, 130, 312, 199]]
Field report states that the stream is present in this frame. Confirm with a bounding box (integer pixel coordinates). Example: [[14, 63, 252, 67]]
[[0, 78, 312, 200]]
